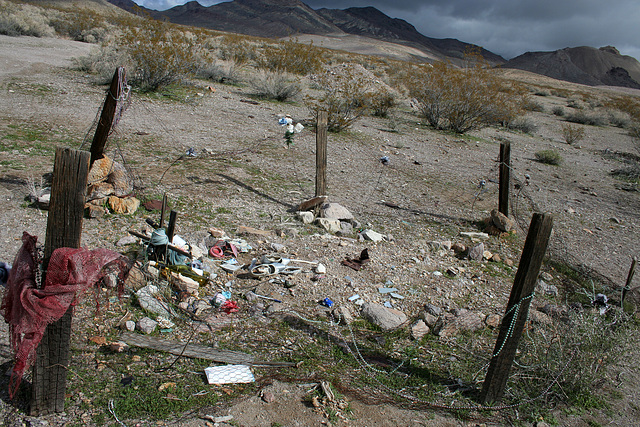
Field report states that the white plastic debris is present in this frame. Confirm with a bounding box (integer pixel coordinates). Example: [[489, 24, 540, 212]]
[[205, 365, 255, 385]]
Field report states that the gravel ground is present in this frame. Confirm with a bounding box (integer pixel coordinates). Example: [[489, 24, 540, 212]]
[[1, 34, 639, 426]]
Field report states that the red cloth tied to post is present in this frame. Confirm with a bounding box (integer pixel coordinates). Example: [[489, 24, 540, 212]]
[[0, 232, 132, 399]]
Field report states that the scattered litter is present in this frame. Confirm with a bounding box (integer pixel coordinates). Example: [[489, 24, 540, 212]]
[[378, 287, 398, 294], [348, 294, 360, 302], [220, 300, 239, 314], [390, 292, 405, 300], [380, 156, 390, 165], [253, 293, 282, 303], [341, 248, 370, 271], [322, 297, 334, 308], [383, 301, 393, 308], [204, 365, 255, 385]]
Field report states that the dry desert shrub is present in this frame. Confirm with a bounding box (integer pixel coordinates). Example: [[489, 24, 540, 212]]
[[216, 34, 259, 65], [257, 39, 324, 75], [305, 63, 395, 132], [0, 0, 56, 37], [398, 56, 528, 133], [561, 122, 586, 145], [249, 70, 301, 102]]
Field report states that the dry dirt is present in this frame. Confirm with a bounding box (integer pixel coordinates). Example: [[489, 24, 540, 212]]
[[0, 34, 640, 427]]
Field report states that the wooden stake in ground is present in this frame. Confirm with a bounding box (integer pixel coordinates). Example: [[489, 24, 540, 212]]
[[315, 110, 328, 197], [480, 212, 553, 404], [622, 257, 638, 307], [31, 148, 90, 415], [89, 67, 125, 167], [499, 141, 511, 217]]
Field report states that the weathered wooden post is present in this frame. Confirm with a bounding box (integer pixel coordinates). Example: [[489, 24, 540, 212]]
[[622, 257, 638, 307], [31, 148, 90, 415], [159, 193, 169, 228], [166, 210, 178, 243], [90, 67, 125, 166], [499, 141, 511, 217], [315, 110, 328, 197], [480, 212, 553, 404]]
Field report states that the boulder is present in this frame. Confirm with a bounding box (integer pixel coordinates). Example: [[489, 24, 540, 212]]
[[296, 211, 314, 224], [361, 302, 408, 330], [434, 311, 484, 338], [316, 218, 341, 233], [321, 202, 354, 220], [411, 320, 430, 339], [491, 209, 515, 232], [136, 317, 158, 334], [359, 229, 384, 242], [468, 242, 484, 261]]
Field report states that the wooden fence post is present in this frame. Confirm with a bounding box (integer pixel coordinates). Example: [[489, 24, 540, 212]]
[[622, 257, 638, 307], [480, 212, 553, 404], [90, 67, 125, 166], [31, 147, 90, 415], [315, 110, 328, 197], [499, 141, 511, 217]]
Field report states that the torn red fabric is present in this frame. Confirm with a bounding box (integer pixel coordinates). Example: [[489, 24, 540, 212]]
[[0, 232, 131, 399]]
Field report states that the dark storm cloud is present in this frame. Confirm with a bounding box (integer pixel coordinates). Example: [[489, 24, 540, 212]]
[[134, 0, 640, 60]]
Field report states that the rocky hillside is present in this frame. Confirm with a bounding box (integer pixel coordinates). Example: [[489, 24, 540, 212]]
[[106, 0, 504, 65], [503, 46, 640, 88]]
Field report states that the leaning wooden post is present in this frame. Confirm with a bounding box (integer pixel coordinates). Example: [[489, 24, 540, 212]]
[[166, 210, 178, 243], [315, 110, 328, 197], [622, 257, 638, 307], [90, 67, 124, 166], [480, 212, 553, 404], [31, 148, 90, 415], [499, 141, 511, 217]]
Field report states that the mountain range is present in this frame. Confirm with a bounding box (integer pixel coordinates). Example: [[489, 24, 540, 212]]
[[107, 0, 640, 88]]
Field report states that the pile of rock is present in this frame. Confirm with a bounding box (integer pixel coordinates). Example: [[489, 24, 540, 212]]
[[85, 155, 139, 217], [296, 197, 387, 242]]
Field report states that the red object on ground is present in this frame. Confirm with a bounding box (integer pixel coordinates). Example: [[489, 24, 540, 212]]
[[0, 232, 131, 399], [220, 300, 239, 314]]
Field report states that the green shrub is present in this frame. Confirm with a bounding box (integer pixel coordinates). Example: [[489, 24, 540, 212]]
[[552, 105, 565, 116], [249, 70, 301, 102], [195, 60, 243, 85], [535, 149, 563, 165], [50, 9, 109, 43], [257, 39, 324, 76], [305, 64, 374, 132], [561, 122, 586, 145]]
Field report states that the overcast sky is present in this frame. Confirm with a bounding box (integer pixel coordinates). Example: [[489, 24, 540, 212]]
[[132, 0, 640, 61]]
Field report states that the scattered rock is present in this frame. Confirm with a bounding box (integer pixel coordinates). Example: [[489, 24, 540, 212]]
[[136, 284, 173, 317], [528, 310, 553, 326], [108, 196, 140, 215], [411, 319, 430, 339], [136, 317, 158, 334], [460, 231, 490, 240], [421, 312, 438, 328], [316, 217, 341, 233], [333, 305, 354, 325], [490, 209, 515, 232], [424, 303, 442, 317], [484, 313, 501, 328], [321, 202, 354, 220], [85, 203, 106, 218], [468, 242, 484, 261], [338, 221, 354, 236], [236, 225, 272, 237], [359, 229, 384, 242], [171, 272, 200, 295], [490, 253, 502, 263], [537, 280, 558, 296], [296, 211, 314, 224], [116, 235, 137, 246], [124, 320, 136, 331], [261, 390, 276, 403], [451, 242, 466, 254], [361, 302, 408, 330], [434, 311, 484, 338]]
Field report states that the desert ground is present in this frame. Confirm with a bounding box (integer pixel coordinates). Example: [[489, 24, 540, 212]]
[[0, 34, 639, 426]]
